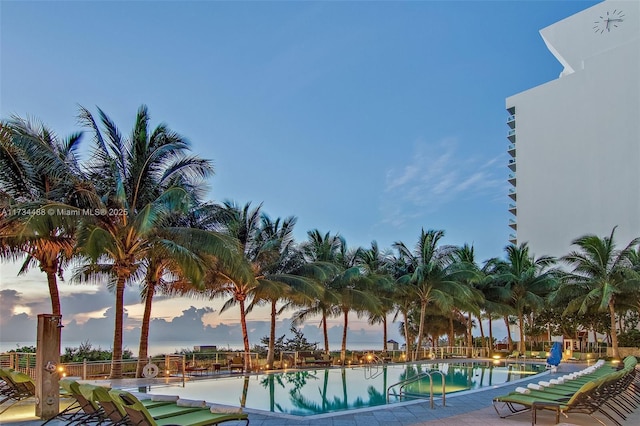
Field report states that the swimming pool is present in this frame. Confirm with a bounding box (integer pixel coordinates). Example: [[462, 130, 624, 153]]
[[148, 361, 545, 416]]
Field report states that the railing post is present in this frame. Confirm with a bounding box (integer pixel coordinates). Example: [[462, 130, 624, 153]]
[[83, 359, 87, 380], [182, 355, 186, 387], [164, 355, 169, 378]]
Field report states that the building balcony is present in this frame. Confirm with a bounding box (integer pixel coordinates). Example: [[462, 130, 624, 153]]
[[509, 233, 517, 244], [508, 159, 516, 172], [509, 219, 517, 230], [509, 203, 516, 215], [508, 188, 517, 201], [507, 129, 516, 143], [508, 173, 516, 186], [508, 144, 516, 157], [507, 106, 515, 115], [507, 114, 516, 129]]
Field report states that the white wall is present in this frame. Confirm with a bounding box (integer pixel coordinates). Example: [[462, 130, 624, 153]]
[[506, 0, 640, 258]]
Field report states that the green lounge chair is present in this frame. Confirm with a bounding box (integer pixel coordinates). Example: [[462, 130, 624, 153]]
[[0, 369, 36, 414], [85, 386, 198, 425], [110, 390, 249, 426], [57, 379, 106, 424]]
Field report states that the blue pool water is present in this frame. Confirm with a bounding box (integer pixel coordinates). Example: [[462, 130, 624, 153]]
[[149, 361, 545, 416]]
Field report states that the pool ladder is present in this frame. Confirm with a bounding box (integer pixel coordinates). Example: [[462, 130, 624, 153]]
[[386, 371, 446, 409], [361, 354, 385, 380]]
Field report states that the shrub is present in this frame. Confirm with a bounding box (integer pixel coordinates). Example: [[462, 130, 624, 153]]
[[60, 341, 133, 362], [617, 329, 640, 348]]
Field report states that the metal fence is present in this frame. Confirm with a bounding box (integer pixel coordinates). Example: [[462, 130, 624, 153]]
[[1, 347, 492, 381]]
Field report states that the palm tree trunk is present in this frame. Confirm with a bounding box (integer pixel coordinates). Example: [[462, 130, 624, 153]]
[[488, 312, 494, 356], [43, 267, 62, 317], [403, 310, 411, 361], [239, 298, 251, 371], [341, 309, 349, 362], [608, 300, 620, 359], [136, 281, 155, 378], [110, 274, 126, 379], [322, 309, 330, 354], [415, 300, 426, 361], [448, 315, 454, 347], [466, 313, 473, 357], [382, 315, 388, 353], [518, 311, 525, 353], [476, 313, 485, 356], [504, 316, 513, 352], [267, 300, 277, 368]]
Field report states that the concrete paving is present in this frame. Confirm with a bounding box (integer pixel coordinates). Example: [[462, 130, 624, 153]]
[[2, 362, 638, 425]]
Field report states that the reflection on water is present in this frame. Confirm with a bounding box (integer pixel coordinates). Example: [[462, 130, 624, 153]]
[[153, 361, 544, 416]]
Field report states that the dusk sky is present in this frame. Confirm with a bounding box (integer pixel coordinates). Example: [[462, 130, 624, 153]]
[[0, 0, 601, 354]]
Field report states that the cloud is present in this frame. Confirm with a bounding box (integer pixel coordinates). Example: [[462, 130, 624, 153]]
[[381, 138, 507, 227]]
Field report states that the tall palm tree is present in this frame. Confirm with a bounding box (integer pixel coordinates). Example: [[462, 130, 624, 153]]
[[75, 105, 222, 378], [293, 230, 344, 354], [246, 215, 323, 369], [357, 242, 395, 352], [331, 243, 380, 362], [393, 229, 472, 360], [450, 244, 485, 356], [493, 243, 557, 354], [0, 117, 87, 316], [478, 257, 515, 355], [555, 227, 640, 359], [386, 251, 415, 359]]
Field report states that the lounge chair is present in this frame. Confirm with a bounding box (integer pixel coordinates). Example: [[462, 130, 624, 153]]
[[56, 379, 106, 424], [111, 391, 249, 426], [493, 357, 639, 425], [86, 386, 199, 424], [0, 369, 36, 414], [228, 356, 244, 373]]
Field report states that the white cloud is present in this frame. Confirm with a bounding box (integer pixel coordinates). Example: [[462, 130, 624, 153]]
[[381, 138, 507, 227]]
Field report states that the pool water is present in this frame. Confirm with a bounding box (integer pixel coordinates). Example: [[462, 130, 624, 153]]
[[149, 361, 545, 416]]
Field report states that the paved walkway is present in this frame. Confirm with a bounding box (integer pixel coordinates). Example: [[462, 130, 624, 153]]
[[2, 362, 639, 425]]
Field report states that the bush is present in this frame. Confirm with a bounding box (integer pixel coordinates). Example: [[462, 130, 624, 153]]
[[7, 345, 36, 353], [617, 329, 640, 348], [256, 326, 318, 356], [60, 341, 133, 362]]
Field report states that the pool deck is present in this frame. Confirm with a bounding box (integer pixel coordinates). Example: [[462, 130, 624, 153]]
[[2, 360, 639, 425]]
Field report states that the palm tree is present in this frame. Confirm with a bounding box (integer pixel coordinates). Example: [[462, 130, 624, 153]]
[[75, 105, 220, 378], [450, 244, 485, 356], [293, 230, 344, 354], [331, 243, 381, 362], [386, 249, 416, 359], [493, 243, 558, 354], [555, 227, 640, 359], [393, 229, 472, 360], [478, 257, 515, 355], [0, 117, 87, 317], [357, 242, 395, 352], [246, 215, 323, 369]]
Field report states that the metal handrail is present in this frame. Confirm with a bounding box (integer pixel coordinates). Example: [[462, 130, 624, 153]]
[[386, 370, 447, 409], [363, 354, 384, 380], [387, 372, 429, 402]]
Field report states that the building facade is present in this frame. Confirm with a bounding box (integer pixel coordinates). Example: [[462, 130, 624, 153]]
[[505, 0, 640, 258]]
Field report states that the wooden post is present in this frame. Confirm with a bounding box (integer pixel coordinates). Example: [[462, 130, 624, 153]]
[[35, 314, 61, 419]]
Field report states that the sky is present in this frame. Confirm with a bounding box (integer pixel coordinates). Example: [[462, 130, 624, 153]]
[[0, 0, 602, 354]]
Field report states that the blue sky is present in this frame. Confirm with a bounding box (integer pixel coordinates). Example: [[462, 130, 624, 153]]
[[0, 0, 600, 353]]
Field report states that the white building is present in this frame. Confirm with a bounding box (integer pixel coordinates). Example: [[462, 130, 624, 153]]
[[506, 0, 640, 258]]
